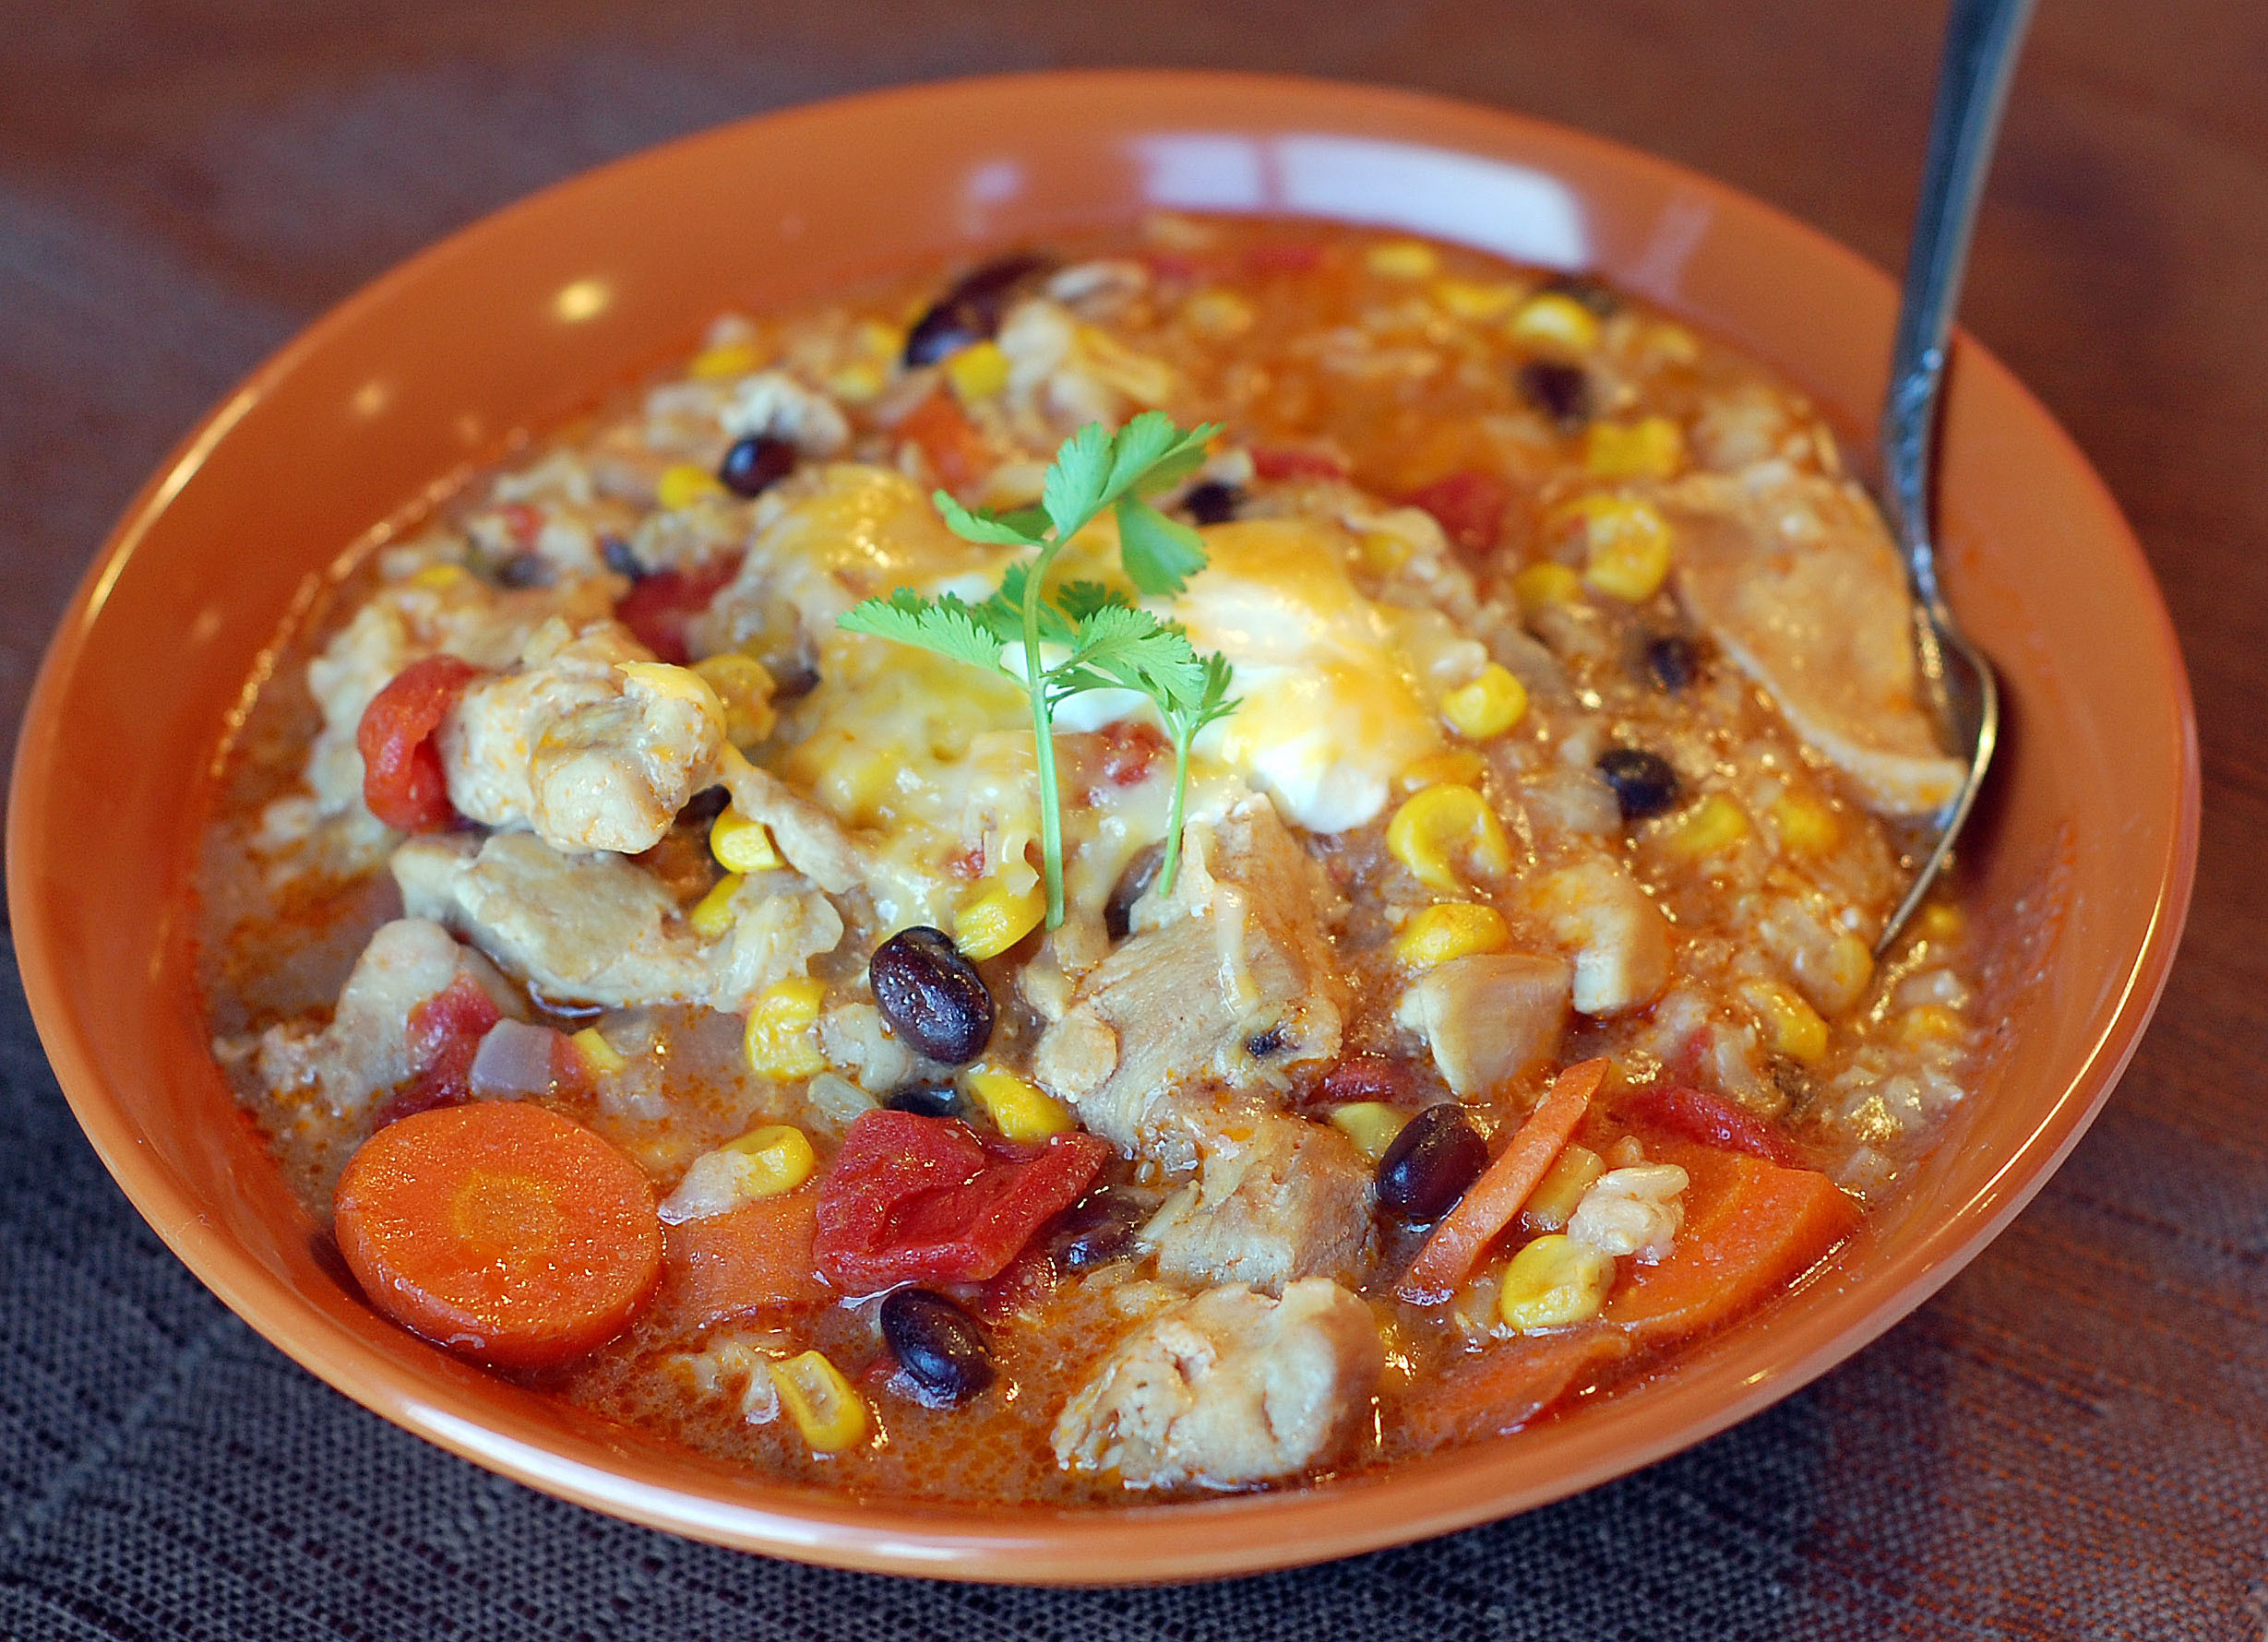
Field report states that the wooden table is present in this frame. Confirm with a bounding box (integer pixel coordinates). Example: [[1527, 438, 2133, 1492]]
[[2, 3, 2258, 1634]]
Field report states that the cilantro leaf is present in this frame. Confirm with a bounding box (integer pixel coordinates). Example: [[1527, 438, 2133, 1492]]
[[1041, 422, 1116, 542], [1115, 494, 1210, 597], [1056, 580, 1133, 622], [933, 491, 1044, 548], [838, 589, 1006, 672], [1107, 410, 1218, 499]]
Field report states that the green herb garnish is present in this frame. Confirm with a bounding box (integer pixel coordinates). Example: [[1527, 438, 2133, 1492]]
[[839, 412, 1240, 929]]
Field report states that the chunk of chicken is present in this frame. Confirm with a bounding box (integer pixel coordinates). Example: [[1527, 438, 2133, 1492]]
[[251, 918, 521, 1124], [1033, 799, 1349, 1160], [1143, 1113, 1373, 1290], [1394, 952, 1573, 1095], [1664, 470, 1966, 815], [1052, 1279, 1382, 1489], [282, 570, 622, 831], [391, 832, 841, 1013], [440, 618, 727, 855], [1527, 860, 1673, 1017], [718, 371, 851, 458]]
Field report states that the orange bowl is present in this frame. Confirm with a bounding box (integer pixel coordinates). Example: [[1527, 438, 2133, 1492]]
[[6, 70, 2197, 1582]]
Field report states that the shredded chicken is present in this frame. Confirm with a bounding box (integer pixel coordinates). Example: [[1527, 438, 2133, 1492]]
[[1142, 1113, 1373, 1290], [1665, 468, 1967, 815], [1527, 858, 1674, 1016], [440, 618, 726, 855], [1394, 952, 1572, 1095], [1052, 1279, 1382, 1488]]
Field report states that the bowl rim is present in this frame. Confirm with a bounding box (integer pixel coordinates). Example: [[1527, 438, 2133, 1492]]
[[6, 66, 2201, 1583]]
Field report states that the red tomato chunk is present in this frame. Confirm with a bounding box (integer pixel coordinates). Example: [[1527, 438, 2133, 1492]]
[[374, 974, 502, 1127], [1403, 470, 1510, 555], [356, 654, 482, 831], [1622, 1084, 1799, 1168], [614, 556, 741, 664], [813, 1111, 1111, 1292]]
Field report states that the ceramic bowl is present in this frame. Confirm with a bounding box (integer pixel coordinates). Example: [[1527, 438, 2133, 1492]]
[[6, 70, 2198, 1582]]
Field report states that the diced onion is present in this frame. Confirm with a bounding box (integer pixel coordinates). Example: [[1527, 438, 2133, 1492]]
[[469, 1018, 564, 1100]]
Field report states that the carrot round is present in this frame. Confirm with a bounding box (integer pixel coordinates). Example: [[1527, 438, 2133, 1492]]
[[334, 1101, 663, 1370], [1399, 1058, 1608, 1303], [1399, 1327, 1632, 1454], [1603, 1142, 1859, 1343]]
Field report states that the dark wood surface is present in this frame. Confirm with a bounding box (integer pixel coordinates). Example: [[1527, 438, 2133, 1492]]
[[3, 3, 2262, 1634]]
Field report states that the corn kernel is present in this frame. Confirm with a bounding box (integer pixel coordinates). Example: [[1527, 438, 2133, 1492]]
[[1522, 1145, 1606, 1232], [1366, 239, 1440, 280], [1184, 288, 1256, 337], [853, 317, 903, 360], [1509, 292, 1601, 353], [1918, 903, 1966, 943], [689, 874, 744, 939], [1568, 495, 1674, 601], [1771, 792, 1842, 855], [408, 563, 470, 590], [690, 340, 760, 379], [657, 461, 727, 510], [1394, 902, 1512, 969], [967, 1069, 1073, 1141], [1399, 747, 1488, 792], [746, 977, 828, 1079], [1743, 979, 1829, 1065], [826, 362, 887, 403], [1357, 529, 1414, 573], [710, 806, 782, 874], [953, 882, 1044, 960], [568, 1027, 627, 1077], [1513, 561, 1584, 613], [772, 1350, 868, 1454], [1667, 793, 1750, 857], [943, 339, 1010, 402], [717, 1124, 817, 1199], [1498, 1233, 1617, 1331], [1440, 664, 1529, 740], [692, 653, 777, 748], [1432, 278, 1521, 320], [1329, 1101, 1409, 1163], [1582, 415, 1686, 481], [1388, 785, 1513, 894], [1899, 1004, 1964, 1045]]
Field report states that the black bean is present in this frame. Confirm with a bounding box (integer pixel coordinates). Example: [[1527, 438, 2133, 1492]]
[[1049, 1188, 1150, 1271], [769, 656, 821, 700], [901, 252, 1055, 367], [1181, 480, 1241, 526], [1104, 843, 1165, 942], [880, 1288, 996, 1406], [1245, 1024, 1290, 1059], [869, 926, 996, 1065], [600, 535, 645, 580], [883, 1080, 959, 1118], [495, 553, 551, 589], [1645, 634, 1701, 691], [718, 434, 796, 498], [677, 784, 732, 826], [1538, 271, 1620, 317], [1375, 1103, 1488, 1223], [1596, 747, 1681, 820], [1515, 359, 1593, 433]]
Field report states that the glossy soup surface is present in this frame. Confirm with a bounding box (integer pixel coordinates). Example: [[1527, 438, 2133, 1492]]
[[200, 216, 1989, 1505]]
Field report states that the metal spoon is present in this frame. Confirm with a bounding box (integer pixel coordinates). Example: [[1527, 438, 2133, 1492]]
[[1872, 0, 2034, 957]]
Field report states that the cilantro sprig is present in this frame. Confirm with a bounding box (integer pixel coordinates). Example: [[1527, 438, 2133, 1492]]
[[839, 412, 1239, 930]]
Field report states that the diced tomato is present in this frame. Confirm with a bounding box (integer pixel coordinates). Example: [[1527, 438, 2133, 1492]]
[[977, 1245, 1059, 1322], [496, 502, 543, 549], [1403, 470, 1510, 555], [1097, 720, 1168, 788], [373, 975, 504, 1128], [357, 654, 482, 832], [898, 393, 995, 494], [812, 1111, 1111, 1292], [1142, 251, 1202, 283], [1622, 1084, 1799, 1168], [1249, 445, 1349, 482], [614, 555, 741, 665], [1314, 1053, 1415, 1109]]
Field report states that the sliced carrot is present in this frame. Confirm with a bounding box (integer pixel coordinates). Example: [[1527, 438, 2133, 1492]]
[[1603, 1141, 1859, 1344], [898, 393, 995, 494], [1399, 1058, 1607, 1303], [1398, 1328, 1632, 1454], [334, 1101, 662, 1370], [663, 1191, 830, 1328]]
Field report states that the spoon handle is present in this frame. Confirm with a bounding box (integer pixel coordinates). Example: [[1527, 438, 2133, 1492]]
[[1882, 0, 2037, 609]]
